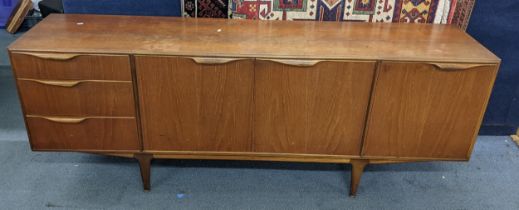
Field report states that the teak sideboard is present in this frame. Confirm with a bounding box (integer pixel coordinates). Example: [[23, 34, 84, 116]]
[[8, 14, 500, 196]]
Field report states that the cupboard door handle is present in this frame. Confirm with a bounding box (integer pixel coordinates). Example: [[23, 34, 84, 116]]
[[259, 59, 322, 67], [430, 63, 493, 71], [18, 52, 80, 60], [190, 57, 245, 64], [38, 116, 87, 124], [19, 79, 82, 87]]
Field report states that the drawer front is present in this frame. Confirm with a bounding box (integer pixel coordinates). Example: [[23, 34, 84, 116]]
[[254, 59, 376, 156], [26, 116, 140, 151], [10, 52, 132, 80], [17, 79, 136, 116], [136, 56, 254, 152], [363, 62, 498, 159]]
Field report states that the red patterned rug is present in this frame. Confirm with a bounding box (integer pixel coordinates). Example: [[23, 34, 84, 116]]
[[182, 0, 474, 30], [184, 0, 229, 18], [451, 0, 475, 30], [230, 0, 454, 23]]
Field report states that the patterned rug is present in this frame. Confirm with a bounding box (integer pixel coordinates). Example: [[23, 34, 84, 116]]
[[451, 0, 475, 30], [231, 0, 457, 23], [182, 0, 474, 29], [184, 0, 229, 18]]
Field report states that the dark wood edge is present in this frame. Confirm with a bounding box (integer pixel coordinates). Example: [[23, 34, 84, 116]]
[[360, 61, 381, 156], [250, 59, 256, 152], [129, 55, 144, 153]]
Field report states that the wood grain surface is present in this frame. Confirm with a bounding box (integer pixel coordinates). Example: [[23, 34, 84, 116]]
[[8, 14, 501, 164], [254, 60, 376, 155], [362, 62, 498, 159], [5, 0, 32, 33], [8, 14, 499, 63], [10, 52, 132, 80], [17, 79, 135, 116], [136, 56, 254, 152], [26, 116, 140, 151]]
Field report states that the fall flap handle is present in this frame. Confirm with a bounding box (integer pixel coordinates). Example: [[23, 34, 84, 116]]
[[18, 52, 81, 60], [430, 63, 494, 71], [19, 78, 82, 87], [190, 57, 245, 64], [259, 59, 323, 67], [29, 116, 88, 124]]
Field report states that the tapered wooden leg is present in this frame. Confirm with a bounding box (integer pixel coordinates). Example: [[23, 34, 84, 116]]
[[135, 153, 153, 191], [350, 159, 369, 196]]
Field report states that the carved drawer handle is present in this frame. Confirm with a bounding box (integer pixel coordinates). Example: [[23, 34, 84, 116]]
[[430, 63, 494, 71], [26, 115, 135, 124], [259, 59, 322, 67], [190, 57, 245, 64], [19, 79, 82, 87], [18, 79, 131, 87], [18, 52, 80, 60], [37, 116, 87, 124]]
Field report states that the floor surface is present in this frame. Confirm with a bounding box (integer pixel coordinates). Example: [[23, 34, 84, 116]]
[[1, 30, 519, 210], [0, 31, 21, 66]]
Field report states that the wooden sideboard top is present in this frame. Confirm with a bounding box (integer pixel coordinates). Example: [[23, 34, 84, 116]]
[[8, 14, 499, 63]]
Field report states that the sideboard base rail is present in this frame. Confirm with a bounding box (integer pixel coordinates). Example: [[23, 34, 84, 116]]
[[82, 151, 458, 196]]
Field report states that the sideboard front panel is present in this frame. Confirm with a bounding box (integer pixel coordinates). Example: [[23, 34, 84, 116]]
[[136, 56, 254, 152], [254, 60, 376, 155], [363, 62, 498, 159]]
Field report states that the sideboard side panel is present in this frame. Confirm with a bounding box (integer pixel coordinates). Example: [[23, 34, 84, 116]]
[[363, 62, 499, 159], [135, 56, 254, 152]]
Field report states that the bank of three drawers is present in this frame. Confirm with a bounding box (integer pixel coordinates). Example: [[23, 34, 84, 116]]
[[10, 52, 140, 151]]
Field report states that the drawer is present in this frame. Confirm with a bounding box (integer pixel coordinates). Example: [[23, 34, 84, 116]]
[[17, 79, 136, 116], [26, 115, 140, 151], [10, 52, 132, 80]]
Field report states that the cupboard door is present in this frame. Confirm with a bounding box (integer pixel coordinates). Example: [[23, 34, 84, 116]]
[[136, 56, 254, 152], [363, 62, 498, 159], [254, 59, 376, 155]]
